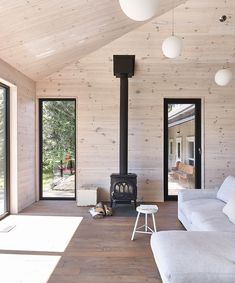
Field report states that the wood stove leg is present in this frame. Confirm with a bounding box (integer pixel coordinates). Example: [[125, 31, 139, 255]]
[[110, 199, 113, 208], [134, 200, 137, 209]]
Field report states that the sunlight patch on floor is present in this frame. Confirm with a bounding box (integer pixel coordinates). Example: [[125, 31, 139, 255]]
[[0, 254, 60, 283], [0, 215, 82, 252]]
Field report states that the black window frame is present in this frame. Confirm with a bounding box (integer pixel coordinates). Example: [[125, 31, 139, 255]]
[[0, 83, 10, 219], [164, 98, 201, 201], [39, 98, 76, 200]]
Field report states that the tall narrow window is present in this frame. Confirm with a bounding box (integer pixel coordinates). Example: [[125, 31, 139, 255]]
[[164, 99, 201, 200], [169, 139, 173, 155], [176, 137, 182, 161], [39, 99, 76, 200], [187, 136, 195, 166], [0, 84, 9, 218]]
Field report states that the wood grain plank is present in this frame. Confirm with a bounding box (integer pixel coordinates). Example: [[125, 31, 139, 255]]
[[20, 200, 183, 283]]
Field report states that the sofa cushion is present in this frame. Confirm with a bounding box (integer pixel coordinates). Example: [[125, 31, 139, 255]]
[[180, 198, 225, 223], [217, 175, 235, 203], [191, 209, 235, 232], [223, 192, 235, 224], [151, 231, 235, 283]]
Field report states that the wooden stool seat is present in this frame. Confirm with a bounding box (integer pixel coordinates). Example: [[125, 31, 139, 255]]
[[136, 205, 158, 214]]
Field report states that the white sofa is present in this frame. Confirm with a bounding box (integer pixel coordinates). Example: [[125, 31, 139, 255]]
[[151, 176, 235, 283], [178, 188, 235, 232], [151, 231, 235, 283]]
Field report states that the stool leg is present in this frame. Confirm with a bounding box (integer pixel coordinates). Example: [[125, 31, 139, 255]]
[[152, 213, 157, 232], [131, 212, 140, 240], [145, 213, 148, 232]]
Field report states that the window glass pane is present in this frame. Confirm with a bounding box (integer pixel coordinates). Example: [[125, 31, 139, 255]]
[[0, 86, 8, 216], [168, 103, 195, 196], [189, 142, 194, 158], [170, 142, 173, 154], [177, 143, 180, 158], [41, 100, 76, 199]]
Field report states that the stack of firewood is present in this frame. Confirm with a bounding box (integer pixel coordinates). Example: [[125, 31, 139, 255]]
[[89, 202, 112, 219]]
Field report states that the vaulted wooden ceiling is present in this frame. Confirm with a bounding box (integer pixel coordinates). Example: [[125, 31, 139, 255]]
[[0, 0, 186, 80]]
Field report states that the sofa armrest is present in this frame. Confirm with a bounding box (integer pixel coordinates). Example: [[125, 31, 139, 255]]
[[178, 188, 219, 203]]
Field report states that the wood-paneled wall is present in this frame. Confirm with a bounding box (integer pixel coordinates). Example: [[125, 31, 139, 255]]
[[0, 58, 36, 211], [37, 0, 235, 201]]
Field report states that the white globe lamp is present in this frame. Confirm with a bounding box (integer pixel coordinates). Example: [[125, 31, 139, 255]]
[[119, 0, 159, 21], [162, 35, 183, 59], [215, 69, 232, 86]]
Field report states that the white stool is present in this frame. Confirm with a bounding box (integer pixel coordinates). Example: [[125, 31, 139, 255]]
[[131, 205, 158, 240]]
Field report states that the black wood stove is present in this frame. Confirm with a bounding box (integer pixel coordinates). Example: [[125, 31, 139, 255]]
[[110, 55, 137, 208]]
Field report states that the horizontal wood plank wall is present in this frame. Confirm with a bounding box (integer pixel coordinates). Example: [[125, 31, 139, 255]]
[[37, 0, 235, 202], [0, 58, 36, 211]]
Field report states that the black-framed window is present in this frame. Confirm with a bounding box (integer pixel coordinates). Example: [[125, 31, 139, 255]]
[[164, 99, 201, 201], [0, 83, 10, 218], [39, 99, 76, 200]]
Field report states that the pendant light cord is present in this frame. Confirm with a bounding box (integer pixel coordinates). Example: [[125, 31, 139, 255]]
[[223, 0, 228, 69], [172, 1, 175, 36]]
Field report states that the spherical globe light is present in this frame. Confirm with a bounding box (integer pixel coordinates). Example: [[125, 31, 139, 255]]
[[119, 0, 159, 21], [215, 69, 232, 86], [162, 36, 183, 59]]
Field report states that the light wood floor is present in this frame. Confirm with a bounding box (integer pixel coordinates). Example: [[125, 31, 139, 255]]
[[20, 201, 184, 283]]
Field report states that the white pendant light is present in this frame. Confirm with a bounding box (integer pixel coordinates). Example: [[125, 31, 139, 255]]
[[119, 0, 159, 21], [162, 6, 182, 59], [215, 69, 232, 86], [162, 36, 182, 59], [214, 9, 233, 87]]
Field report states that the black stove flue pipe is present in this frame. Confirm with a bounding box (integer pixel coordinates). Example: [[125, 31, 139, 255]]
[[119, 73, 128, 174], [113, 55, 135, 175]]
